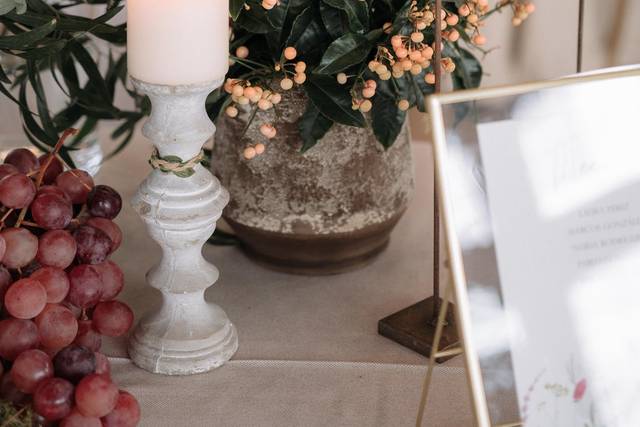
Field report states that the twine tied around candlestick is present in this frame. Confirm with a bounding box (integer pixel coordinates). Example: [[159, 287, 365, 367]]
[[149, 149, 205, 178]]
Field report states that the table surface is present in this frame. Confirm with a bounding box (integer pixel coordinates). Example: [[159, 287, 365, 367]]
[[97, 135, 472, 426]]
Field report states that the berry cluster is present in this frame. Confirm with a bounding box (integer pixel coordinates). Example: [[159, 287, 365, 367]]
[[227, 45, 307, 159], [0, 131, 139, 426]]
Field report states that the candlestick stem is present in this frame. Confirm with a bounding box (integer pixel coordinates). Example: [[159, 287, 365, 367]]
[[128, 78, 238, 375]]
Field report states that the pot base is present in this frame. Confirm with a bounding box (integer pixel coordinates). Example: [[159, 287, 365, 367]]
[[226, 212, 404, 276]]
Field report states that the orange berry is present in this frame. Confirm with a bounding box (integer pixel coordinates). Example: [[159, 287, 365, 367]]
[[255, 143, 265, 155], [425, 73, 436, 84], [458, 4, 470, 17], [409, 50, 422, 61], [225, 106, 239, 118], [359, 100, 372, 113], [261, 0, 276, 10], [362, 87, 375, 99], [235, 46, 249, 59], [410, 64, 422, 75], [258, 99, 272, 110], [280, 78, 294, 90], [260, 124, 275, 138], [410, 32, 424, 43], [284, 46, 297, 60], [391, 35, 403, 48], [448, 29, 460, 42], [294, 73, 306, 84], [243, 86, 257, 99], [365, 80, 377, 89], [422, 46, 434, 59], [468, 14, 478, 24], [398, 99, 410, 111], [525, 3, 536, 14], [295, 61, 306, 73], [337, 73, 348, 84], [395, 48, 408, 59], [232, 85, 244, 97], [473, 34, 486, 45], [243, 147, 257, 159], [446, 14, 459, 26], [270, 93, 282, 104]]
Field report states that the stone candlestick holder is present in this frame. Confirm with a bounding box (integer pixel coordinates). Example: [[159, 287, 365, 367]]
[[128, 78, 238, 375]]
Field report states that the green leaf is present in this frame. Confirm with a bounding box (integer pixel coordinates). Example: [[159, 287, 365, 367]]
[[69, 41, 111, 103], [315, 33, 371, 74], [286, 6, 313, 47], [0, 0, 26, 15], [305, 74, 365, 127], [322, 0, 368, 34], [452, 47, 483, 89], [298, 101, 334, 152], [371, 92, 406, 148], [0, 18, 56, 49], [236, 3, 277, 34], [294, 16, 332, 63], [319, 2, 348, 39], [230, 0, 245, 20]]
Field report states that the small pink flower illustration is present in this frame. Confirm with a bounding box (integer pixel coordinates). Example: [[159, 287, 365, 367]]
[[573, 379, 587, 402]]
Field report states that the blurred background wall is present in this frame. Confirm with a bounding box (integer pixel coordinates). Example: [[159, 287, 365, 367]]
[[1, 0, 639, 142]]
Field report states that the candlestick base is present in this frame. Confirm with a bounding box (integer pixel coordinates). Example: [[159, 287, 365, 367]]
[[129, 293, 238, 375], [128, 78, 238, 375]]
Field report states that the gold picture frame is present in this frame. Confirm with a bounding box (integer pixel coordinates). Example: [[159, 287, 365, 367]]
[[417, 66, 640, 427]]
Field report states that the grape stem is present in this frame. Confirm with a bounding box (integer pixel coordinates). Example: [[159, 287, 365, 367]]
[[19, 220, 45, 229], [14, 128, 79, 229], [35, 128, 79, 189]]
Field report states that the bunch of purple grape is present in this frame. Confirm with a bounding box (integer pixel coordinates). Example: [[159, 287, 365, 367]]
[[0, 139, 139, 426]]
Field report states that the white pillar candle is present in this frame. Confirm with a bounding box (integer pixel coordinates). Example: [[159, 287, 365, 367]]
[[127, 0, 228, 86]]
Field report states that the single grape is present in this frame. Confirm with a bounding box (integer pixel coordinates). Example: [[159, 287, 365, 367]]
[[38, 153, 64, 184], [0, 373, 28, 405], [94, 261, 124, 301], [55, 169, 94, 204], [37, 229, 77, 269], [74, 320, 102, 352], [36, 304, 79, 350], [53, 345, 96, 384], [101, 391, 141, 427], [33, 377, 74, 421], [0, 173, 36, 208], [86, 217, 122, 253], [94, 352, 110, 378], [0, 234, 5, 265], [38, 184, 71, 201], [92, 301, 134, 337], [75, 374, 118, 418], [0, 318, 40, 360], [60, 409, 102, 427], [0, 163, 18, 180], [67, 264, 103, 308], [4, 277, 47, 319], [31, 193, 73, 230], [1, 227, 38, 269], [30, 266, 70, 303], [73, 225, 112, 265], [4, 148, 39, 174], [10, 349, 54, 393], [0, 266, 12, 307], [87, 185, 122, 220]]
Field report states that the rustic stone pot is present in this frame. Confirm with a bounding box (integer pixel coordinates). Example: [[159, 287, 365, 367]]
[[212, 88, 414, 275]]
